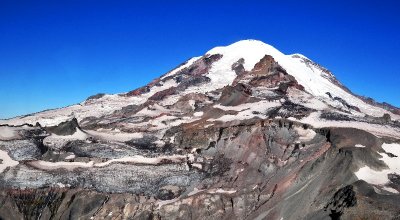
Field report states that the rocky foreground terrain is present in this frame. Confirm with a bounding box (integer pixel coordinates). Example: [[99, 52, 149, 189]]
[[0, 40, 399, 219]]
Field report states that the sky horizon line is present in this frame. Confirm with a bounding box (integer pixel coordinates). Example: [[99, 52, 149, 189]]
[[1, 1, 399, 119], [2, 38, 400, 120]]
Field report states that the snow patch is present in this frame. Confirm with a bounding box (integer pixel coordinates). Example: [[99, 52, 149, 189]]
[[193, 111, 204, 117], [382, 186, 398, 194], [156, 198, 180, 209], [355, 143, 400, 185], [0, 126, 17, 140], [187, 187, 205, 196], [186, 187, 236, 197], [191, 163, 202, 169], [208, 188, 237, 194], [298, 112, 400, 138], [29, 155, 187, 171], [294, 126, 316, 142], [64, 154, 76, 160], [85, 129, 143, 142], [55, 182, 71, 188], [0, 149, 19, 173], [30, 160, 95, 171], [210, 100, 281, 122], [94, 155, 186, 167]]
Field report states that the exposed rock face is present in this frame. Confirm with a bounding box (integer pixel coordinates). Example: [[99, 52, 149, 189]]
[[324, 185, 357, 219], [86, 93, 106, 101], [231, 58, 245, 75], [0, 40, 399, 219], [218, 83, 254, 106], [1, 122, 398, 219], [126, 85, 151, 97], [45, 118, 80, 136]]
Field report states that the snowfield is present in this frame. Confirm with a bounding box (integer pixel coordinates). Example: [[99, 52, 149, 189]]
[[28, 154, 190, 171], [85, 129, 144, 142], [210, 100, 281, 122], [0, 126, 17, 140], [296, 112, 400, 138], [355, 143, 400, 193]]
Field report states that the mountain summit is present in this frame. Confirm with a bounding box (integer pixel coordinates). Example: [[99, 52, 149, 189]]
[[0, 40, 399, 219]]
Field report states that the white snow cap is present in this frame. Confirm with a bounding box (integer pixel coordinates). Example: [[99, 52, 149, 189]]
[[205, 39, 395, 118], [195, 40, 287, 95], [205, 39, 333, 96], [206, 39, 285, 72]]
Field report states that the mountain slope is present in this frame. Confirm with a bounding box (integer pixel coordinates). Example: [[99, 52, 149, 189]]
[[0, 40, 399, 220]]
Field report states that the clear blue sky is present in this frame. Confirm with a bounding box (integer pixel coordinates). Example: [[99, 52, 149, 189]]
[[1, 0, 399, 119]]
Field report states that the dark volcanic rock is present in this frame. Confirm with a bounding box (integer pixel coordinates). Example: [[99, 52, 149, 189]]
[[86, 93, 106, 101], [266, 100, 314, 119], [45, 118, 80, 136], [0, 140, 43, 161], [126, 85, 151, 96], [321, 111, 355, 121], [231, 58, 245, 75], [324, 185, 357, 219], [165, 54, 223, 81], [218, 83, 254, 106], [231, 55, 304, 93], [176, 75, 211, 91], [180, 54, 222, 77], [148, 87, 177, 101]]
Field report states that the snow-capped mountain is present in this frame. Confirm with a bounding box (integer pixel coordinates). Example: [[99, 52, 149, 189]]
[[0, 40, 399, 219], [2, 40, 399, 128]]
